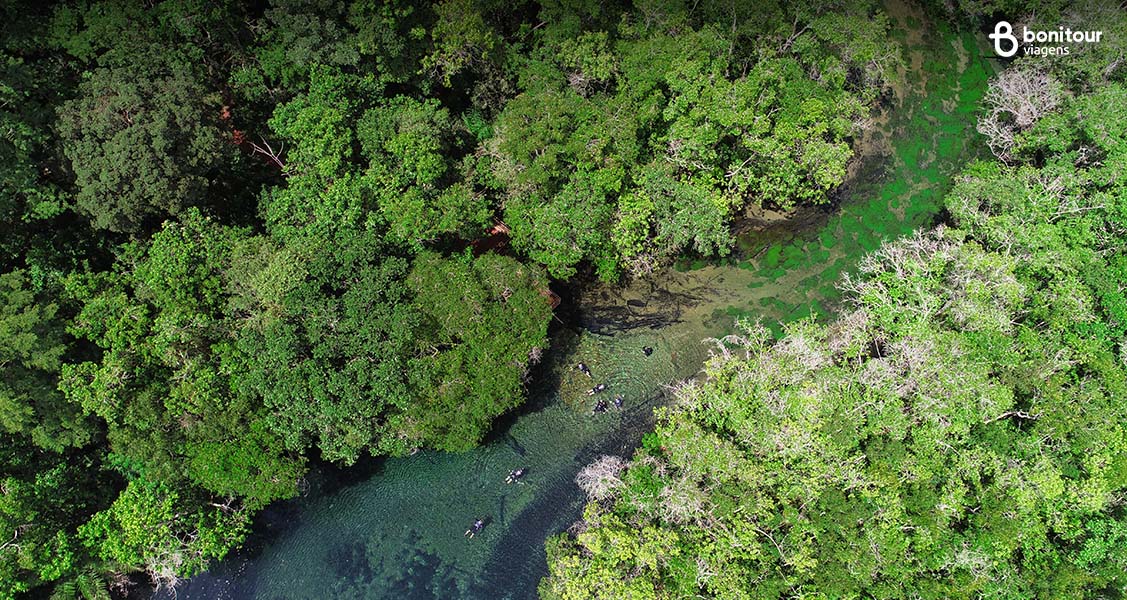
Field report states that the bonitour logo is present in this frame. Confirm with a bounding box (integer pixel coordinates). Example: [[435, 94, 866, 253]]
[[990, 20, 1104, 57]]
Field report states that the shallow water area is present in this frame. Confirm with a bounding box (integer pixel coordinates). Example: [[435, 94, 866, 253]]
[[165, 4, 994, 599]]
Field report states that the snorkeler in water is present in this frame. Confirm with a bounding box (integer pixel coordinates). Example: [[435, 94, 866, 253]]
[[506, 468, 527, 484], [465, 518, 485, 538]]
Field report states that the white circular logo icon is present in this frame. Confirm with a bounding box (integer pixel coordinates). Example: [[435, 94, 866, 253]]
[[990, 21, 1020, 57]]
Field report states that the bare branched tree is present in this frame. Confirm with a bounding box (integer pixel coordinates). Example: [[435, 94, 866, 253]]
[[826, 308, 872, 357], [249, 136, 287, 172], [866, 45, 904, 87], [146, 548, 185, 593], [977, 67, 1063, 162], [576, 455, 627, 502]]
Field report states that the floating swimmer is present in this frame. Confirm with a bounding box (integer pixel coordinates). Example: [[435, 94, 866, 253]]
[[465, 518, 485, 538], [506, 468, 527, 484]]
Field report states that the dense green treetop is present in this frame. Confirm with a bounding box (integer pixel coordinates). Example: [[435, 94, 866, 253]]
[[246, 64, 550, 460], [0, 270, 91, 452], [55, 57, 232, 233], [361, 95, 491, 246], [48, 0, 250, 234], [0, 5, 66, 233], [78, 478, 249, 591], [405, 251, 552, 450], [60, 210, 306, 504], [1, 434, 112, 599]]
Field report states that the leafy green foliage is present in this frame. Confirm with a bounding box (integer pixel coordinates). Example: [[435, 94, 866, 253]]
[[60, 211, 306, 505], [0, 271, 90, 452], [55, 61, 231, 233], [422, 0, 503, 86], [232, 231, 420, 462], [0, 437, 111, 598], [79, 478, 249, 586], [406, 252, 552, 450], [51, 1, 242, 234], [360, 96, 490, 246], [241, 66, 552, 460], [230, 0, 429, 102], [0, 7, 66, 232]]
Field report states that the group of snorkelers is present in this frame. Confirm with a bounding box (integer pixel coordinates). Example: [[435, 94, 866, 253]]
[[577, 345, 653, 413], [467, 346, 656, 538]]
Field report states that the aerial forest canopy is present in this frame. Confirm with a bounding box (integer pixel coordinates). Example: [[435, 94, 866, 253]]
[[542, 5, 1127, 599], [1, 0, 902, 596]]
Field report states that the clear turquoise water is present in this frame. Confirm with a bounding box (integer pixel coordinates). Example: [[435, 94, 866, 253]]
[[169, 6, 993, 599], [171, 325, 704, 600]]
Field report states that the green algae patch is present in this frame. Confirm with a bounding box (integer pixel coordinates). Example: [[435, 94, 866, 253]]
[[819, 228, 838, 250], [761, 244, 782, 268]]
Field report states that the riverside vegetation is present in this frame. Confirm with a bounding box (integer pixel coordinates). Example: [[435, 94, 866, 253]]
[[2, 0, 902, 597], [541, 3, 1127, 599], [1, 1, 1123, 599]]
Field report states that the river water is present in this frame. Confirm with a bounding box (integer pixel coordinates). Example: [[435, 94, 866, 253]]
[[168, 5, 992, 600]]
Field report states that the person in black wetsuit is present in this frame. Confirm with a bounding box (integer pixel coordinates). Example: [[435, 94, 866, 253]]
[[506, 468, 527, 484], [465, 519, 485, 538], [586, 383, 607, 395], [577, 362, 592, 377]]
